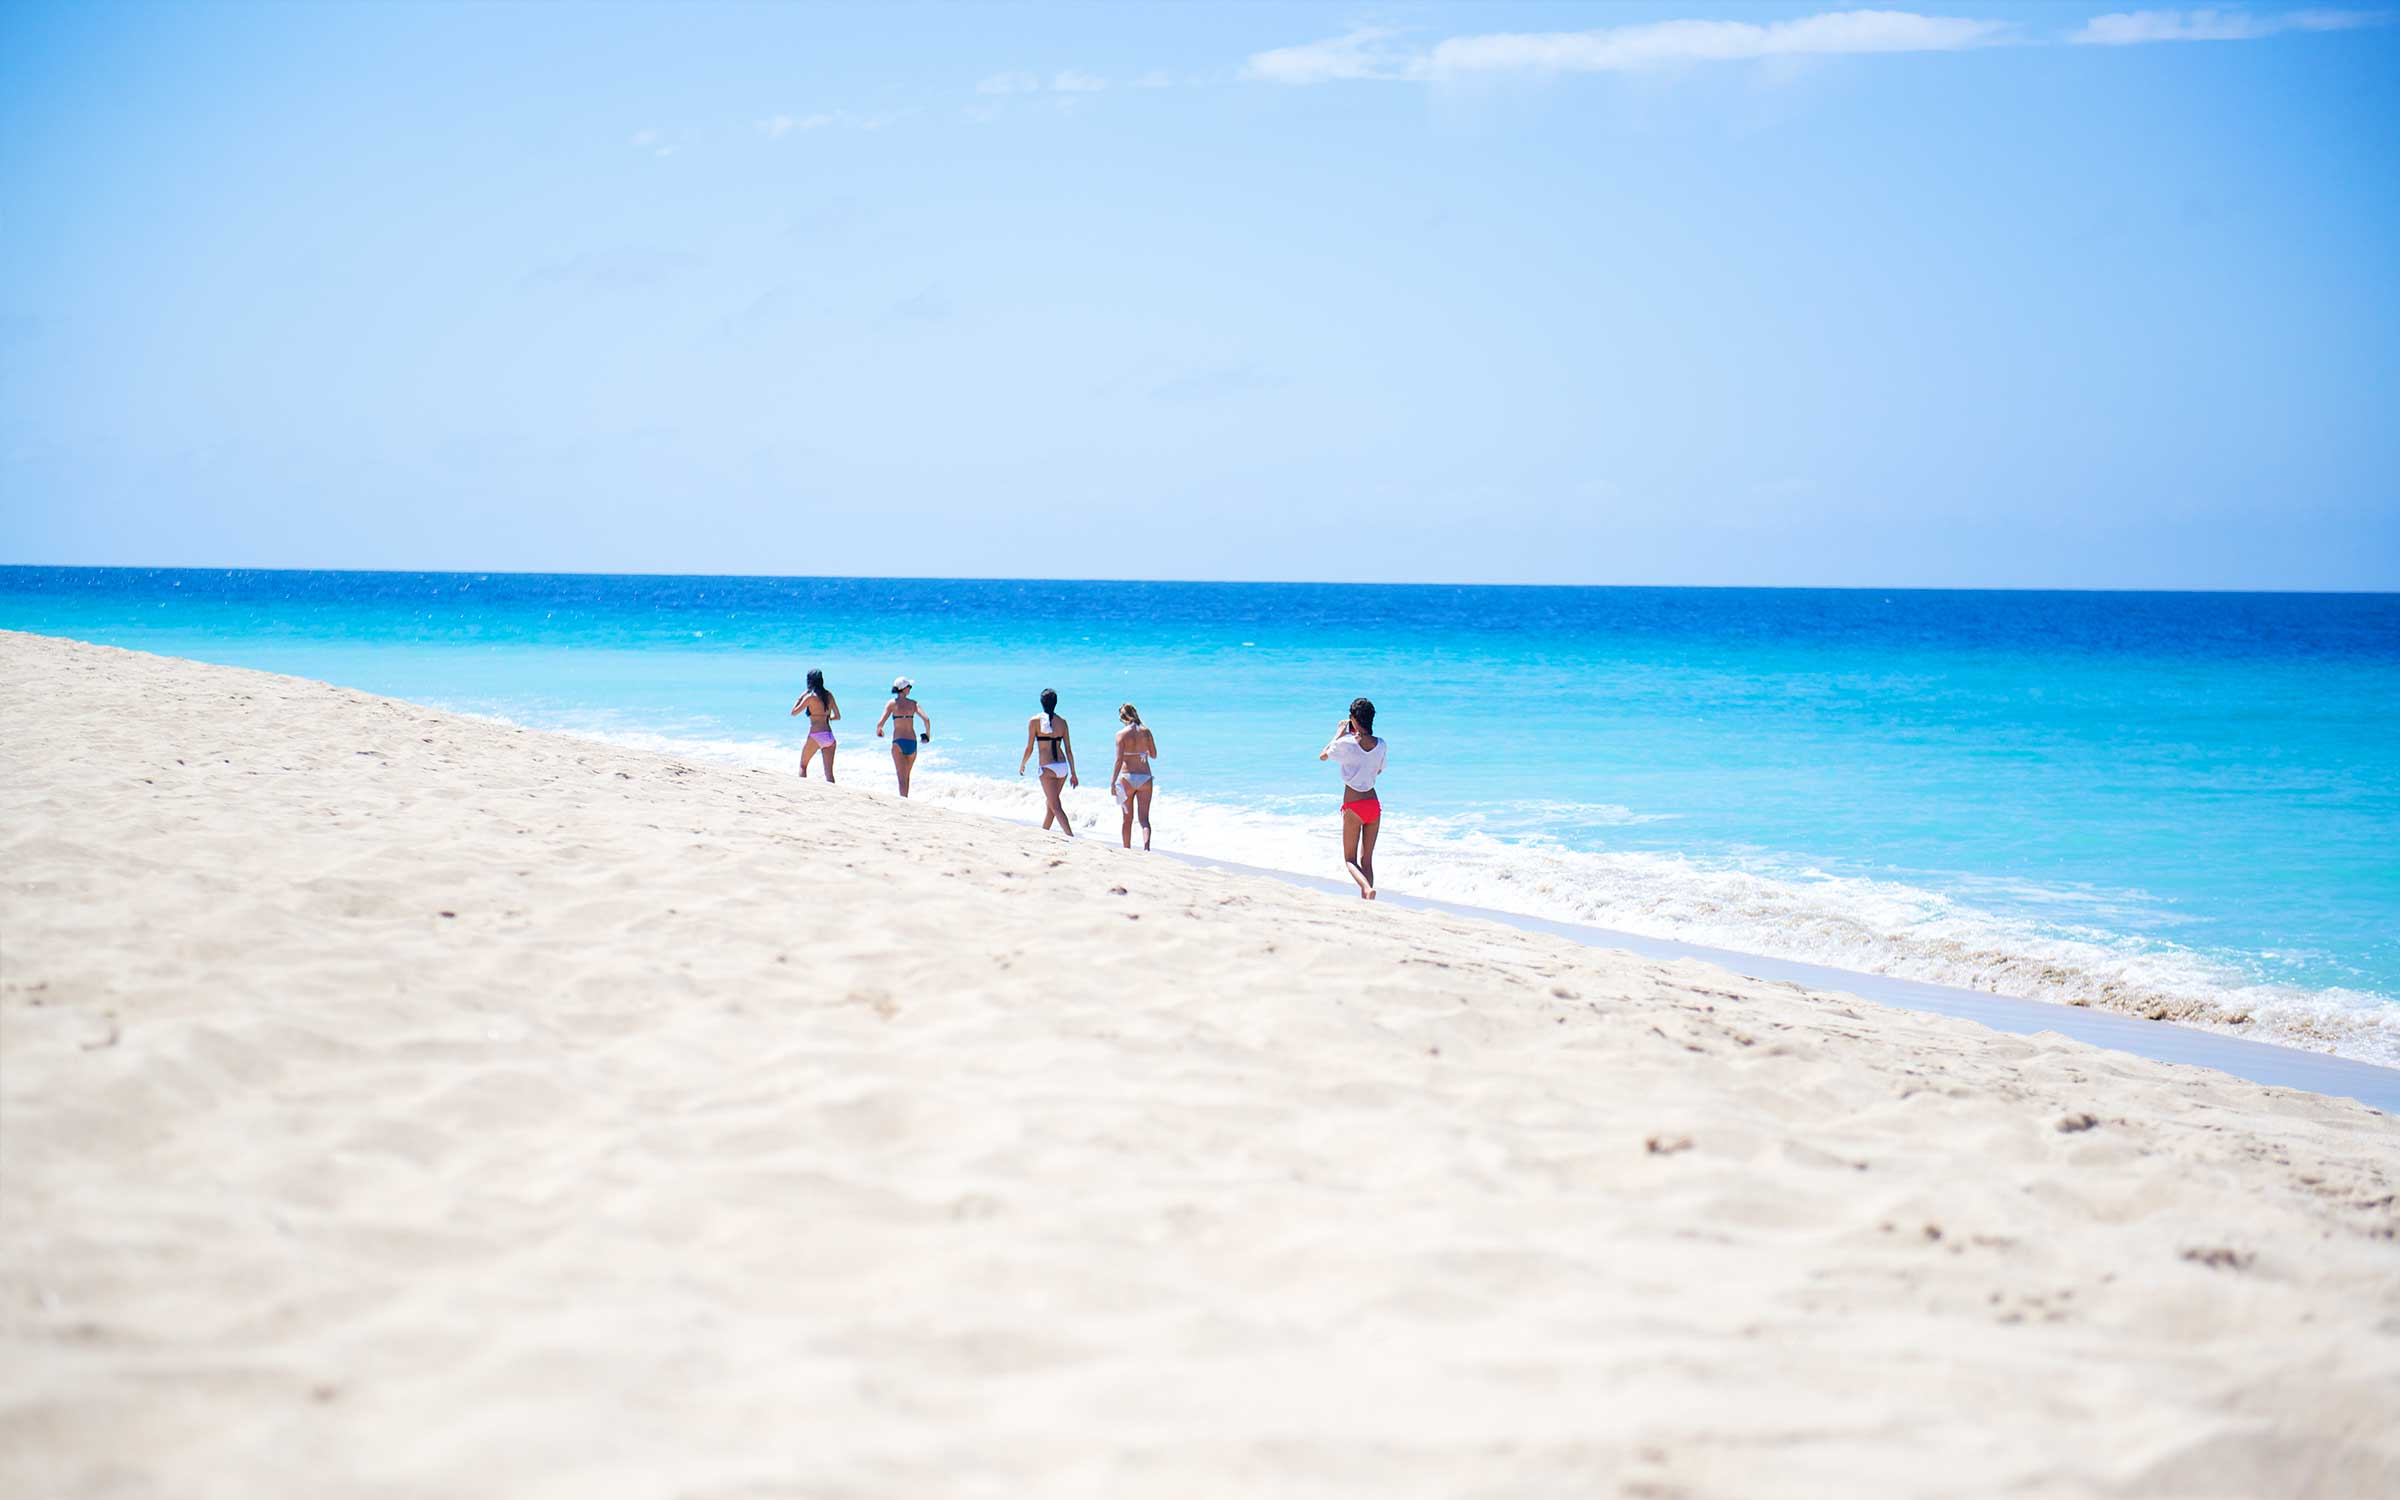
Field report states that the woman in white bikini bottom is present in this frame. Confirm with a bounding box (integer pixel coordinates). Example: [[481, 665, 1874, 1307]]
[[1111, 702, 1159, 850], [1017, 687, 1078, 837]]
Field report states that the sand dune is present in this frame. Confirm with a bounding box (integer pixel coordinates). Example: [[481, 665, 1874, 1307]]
[[3, 630, 2396, 1498]]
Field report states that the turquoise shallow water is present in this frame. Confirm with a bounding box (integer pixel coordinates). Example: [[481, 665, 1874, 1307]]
[[6, 568, 2396, 1063]]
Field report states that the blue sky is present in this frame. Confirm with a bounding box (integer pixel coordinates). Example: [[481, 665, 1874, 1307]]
[[3, 3, 2394, 587]]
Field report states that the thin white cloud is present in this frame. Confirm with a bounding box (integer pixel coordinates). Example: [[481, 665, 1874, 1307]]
[[756, 113, 834, 139], [753, 110, 900, 139], [2070, 8, 2389, 44], [1428, 11, 2013, 75], [525, 248, 701, 292], [1243, 26, 1411, 83], [1245, 12, 2014, 82], [975, 68, 1116, 96]]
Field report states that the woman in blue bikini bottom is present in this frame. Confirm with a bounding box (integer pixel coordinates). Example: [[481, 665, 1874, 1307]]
[[876, 676, 930, 798]]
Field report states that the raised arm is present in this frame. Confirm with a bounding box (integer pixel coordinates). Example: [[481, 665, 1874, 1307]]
[[791, 691, 812, 718]]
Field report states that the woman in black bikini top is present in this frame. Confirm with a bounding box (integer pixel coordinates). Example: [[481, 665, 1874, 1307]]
[[1016, 687, 1078, 837]]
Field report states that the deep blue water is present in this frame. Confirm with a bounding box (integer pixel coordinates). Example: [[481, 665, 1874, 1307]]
[[7, 567, 2396, 1062]]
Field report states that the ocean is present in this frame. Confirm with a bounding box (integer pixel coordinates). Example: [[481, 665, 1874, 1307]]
[[6, 567, 2396, 1065]]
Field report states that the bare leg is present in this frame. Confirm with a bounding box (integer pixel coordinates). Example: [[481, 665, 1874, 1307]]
[[1119, 783, 1135, 848], [1341, 811, 1372, 898], [821, 742, 836, 784], [893, 745, 911, 796], [1044, 772, 1074, 837], [1357, 816, 1380, 899], [1135, 782, 1154, 850], [799, 739, 821, 779]]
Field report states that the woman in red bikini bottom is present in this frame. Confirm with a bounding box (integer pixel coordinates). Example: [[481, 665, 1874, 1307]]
[[1319, 696, 1387, 900]]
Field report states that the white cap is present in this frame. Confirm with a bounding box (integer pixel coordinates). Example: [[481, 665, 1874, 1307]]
[[892, 676, 913, 693]]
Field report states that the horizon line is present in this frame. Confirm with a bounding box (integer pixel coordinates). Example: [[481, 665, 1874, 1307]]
[[1, 561, 2396, 598]]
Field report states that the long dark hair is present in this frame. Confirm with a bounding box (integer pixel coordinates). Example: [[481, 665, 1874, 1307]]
[[807, 668, 836, 714], [1349, 697, 1376, 736], [1039, 688, 1058, 724]]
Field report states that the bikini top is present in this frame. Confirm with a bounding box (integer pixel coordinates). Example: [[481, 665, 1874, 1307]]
[[1120, 727, 1151, 765], [1037, 715, 1065, 753]]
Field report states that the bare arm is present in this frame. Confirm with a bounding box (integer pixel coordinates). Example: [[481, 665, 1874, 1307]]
[[917, 706, 931, 742], [791, 692, 812, 718], [876, 701, 894, 737], [1018, 717, 1035, 775], [1064, 724, 1078, 785]]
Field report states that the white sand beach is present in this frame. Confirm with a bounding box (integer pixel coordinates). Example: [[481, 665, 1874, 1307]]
[[4, 629, 2397, 1498]]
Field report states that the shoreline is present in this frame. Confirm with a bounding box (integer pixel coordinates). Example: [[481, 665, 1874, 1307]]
[[8, 583, 2390, 1068], [6, 630, 2398, 1495], [1167, 852, 2400, 1113], [13, 623, 2399, 1105], [473, 724, 2400, 1075], [10, 623, 2397, 1101]]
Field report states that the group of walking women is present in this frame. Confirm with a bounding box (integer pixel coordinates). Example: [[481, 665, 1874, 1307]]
[[790, 674, 1389, 898]]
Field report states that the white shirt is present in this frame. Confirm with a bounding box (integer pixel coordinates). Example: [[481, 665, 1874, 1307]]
[[1326, 733, 1387, 793]]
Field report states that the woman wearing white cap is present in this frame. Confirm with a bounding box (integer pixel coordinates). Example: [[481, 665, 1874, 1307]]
[[875, 677, 931, 797]]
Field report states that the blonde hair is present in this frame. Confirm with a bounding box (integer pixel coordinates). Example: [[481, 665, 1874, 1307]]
[[1120, 703, 1141, 725]]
